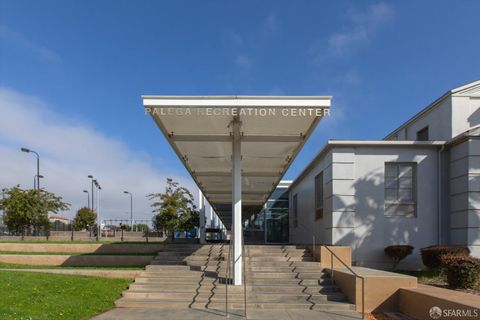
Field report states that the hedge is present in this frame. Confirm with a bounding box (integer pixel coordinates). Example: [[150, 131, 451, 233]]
[[440, 255, 480, 289], [384, 245, 414, 270], [420, 246, 470, 269]]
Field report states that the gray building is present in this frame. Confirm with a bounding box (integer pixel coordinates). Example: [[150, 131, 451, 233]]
[[289, 80, 480, 269]]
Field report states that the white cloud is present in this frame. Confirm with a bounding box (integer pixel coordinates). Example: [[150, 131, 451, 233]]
[[315, 2, 394, 61], [262, 12, 278, 35], [0, 87, 195, 223], [0, 25, 61, 63], [234, 54, 252, 69]]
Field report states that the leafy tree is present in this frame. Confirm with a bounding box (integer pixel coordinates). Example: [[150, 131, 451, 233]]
[[0, 187, 70, 239], [148, 178, 199, 240], [73, 207, 97, 231]]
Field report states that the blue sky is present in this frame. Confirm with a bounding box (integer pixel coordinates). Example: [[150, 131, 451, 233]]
[[1, 0, 479, 220]]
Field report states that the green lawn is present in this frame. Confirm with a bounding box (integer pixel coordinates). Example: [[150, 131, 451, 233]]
[[0, 240, 165, 244], [0, 262, 143, 270], [0, 271, 131, 320], [0, 251, 155, 256]]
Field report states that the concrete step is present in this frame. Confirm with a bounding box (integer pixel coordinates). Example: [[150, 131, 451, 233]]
[[122, 290, 347, 302], [115, 298, 355, 311]]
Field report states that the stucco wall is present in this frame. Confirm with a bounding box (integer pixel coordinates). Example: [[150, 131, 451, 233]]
[[351, 147, 439, 269], [389, 97, 452, 141], [290, 145, 441, 269], [449, 138, 480, 257], [289, 150, 332, 245]]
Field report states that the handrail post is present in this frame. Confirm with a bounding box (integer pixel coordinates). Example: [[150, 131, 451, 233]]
[[322, 245, 364, 320], [243, 232, 247, 318]]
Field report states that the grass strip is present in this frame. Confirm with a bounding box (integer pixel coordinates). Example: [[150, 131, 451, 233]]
[[0, 271, 131, 320]]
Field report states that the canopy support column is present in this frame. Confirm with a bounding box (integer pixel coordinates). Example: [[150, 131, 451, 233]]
[[199, 190, 206, 244], [232, 116, 243, 285]]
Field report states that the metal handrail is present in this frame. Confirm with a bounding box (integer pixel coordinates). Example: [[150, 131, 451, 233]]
[[242, 232, 247, 318], [322, 244, 365, 319], [225, 234, 233, 317]]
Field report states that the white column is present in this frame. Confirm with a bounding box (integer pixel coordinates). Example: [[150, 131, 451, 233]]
[[232, 116, 243, 285], [199, 190, 206, 244]]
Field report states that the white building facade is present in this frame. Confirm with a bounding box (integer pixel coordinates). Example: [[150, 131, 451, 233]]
[[289, 80, 480, 269]]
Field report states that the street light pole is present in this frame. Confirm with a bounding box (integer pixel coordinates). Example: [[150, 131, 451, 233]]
[[123, 191, 133, 230], [88, 175, 94, 211], [1, 188, 6, 224], [21, 148, 40, 190], [83, 190, 90, 208], [93, 179, 101, 241]]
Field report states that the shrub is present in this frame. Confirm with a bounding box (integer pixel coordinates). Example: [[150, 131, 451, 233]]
[[384, 245, 414, 270], [440, 255, 480, 289], [420, 246, 470, 269]]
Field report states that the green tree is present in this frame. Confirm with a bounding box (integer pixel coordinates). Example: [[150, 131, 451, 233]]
[[0, 187, 70, 239], [148, 178, 199, 240], [73, 207, 97, 231]]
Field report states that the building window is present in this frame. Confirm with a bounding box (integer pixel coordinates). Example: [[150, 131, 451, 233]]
[[292, 194, 298, 228], [416, 126, 429, 141], [315, 172, 324, 220], [384, 162, 417, 216]]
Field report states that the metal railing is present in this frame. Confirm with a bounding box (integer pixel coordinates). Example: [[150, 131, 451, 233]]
[[224, 232, 247, 318], [225, 236, 232, 317], [242, 232, 247, 318], [321, 243, 365, 319]]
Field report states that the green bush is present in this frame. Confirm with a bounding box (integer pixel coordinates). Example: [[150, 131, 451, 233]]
[[384, 245, 414, 270], [440, 255, 480, 289], [420, 246, 470, 269]]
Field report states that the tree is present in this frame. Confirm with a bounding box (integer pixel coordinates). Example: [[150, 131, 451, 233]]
[[73, 207, 97, 231], [0, 187, 70, 239], [148, 178, 199, 240]]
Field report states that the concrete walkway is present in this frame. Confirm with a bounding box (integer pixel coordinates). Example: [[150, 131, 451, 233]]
[[91, 308, 362, 320]]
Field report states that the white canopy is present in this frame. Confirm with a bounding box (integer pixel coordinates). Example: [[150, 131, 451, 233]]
[[143, 96, 331, 228]]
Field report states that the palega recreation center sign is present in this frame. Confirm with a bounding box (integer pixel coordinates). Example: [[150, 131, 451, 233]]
[[145, 107, 330, 117]]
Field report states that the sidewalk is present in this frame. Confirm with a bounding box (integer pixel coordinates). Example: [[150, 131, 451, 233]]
[[91, 308, 362, 320]]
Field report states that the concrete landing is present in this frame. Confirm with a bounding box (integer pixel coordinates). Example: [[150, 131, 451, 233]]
[[91, 308, 362, 320]]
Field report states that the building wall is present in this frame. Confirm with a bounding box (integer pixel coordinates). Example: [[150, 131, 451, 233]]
[[289, 150, 333, 245], [290, 145, 441, 269], [449, 138, 480, 257], [388, 97, 452, 141], [451, 94, 480, 137], [350, 147, 440, 269]]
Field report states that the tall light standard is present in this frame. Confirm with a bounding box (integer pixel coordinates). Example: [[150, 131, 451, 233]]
[[123, 191, 133, 230], [93, 179, 101, 241], [21, 148, 40, 190], [88, 175, 94, 211], [83, 190, 90, 208], [1, 188, 6, 224]]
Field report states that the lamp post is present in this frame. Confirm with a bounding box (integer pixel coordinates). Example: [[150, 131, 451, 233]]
[[88, 175, 94, 211], [83, 190, 90, 208], [1, 188, 6, 225], [93, 179, 101, 241], [21, 148, 40, 190], [123, 191, 133, 230]]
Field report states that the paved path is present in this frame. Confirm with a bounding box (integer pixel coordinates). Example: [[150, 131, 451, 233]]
[[91, 308, 362, 320]]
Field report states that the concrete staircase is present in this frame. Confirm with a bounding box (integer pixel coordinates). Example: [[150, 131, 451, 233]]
[[115, 244, 356, 312]]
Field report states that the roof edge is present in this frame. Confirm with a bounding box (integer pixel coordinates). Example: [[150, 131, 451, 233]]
[[384, 80, 480, 140], [289, 139, 445, 190]]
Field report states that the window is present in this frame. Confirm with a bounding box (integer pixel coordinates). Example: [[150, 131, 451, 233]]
[[416, 126, 429, 141], [384, 162, 417, 216], [292, 194, 298, 228], [315, 172, 324, 220]]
